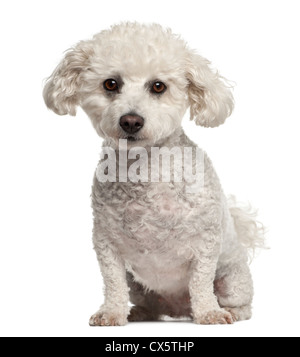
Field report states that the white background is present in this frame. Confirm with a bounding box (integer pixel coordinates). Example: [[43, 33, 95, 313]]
[[0, 0, 299, 337]]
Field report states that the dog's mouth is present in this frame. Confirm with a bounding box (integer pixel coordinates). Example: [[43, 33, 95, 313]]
[[115, 131, 148, 145], [119, 135, 145, 143], [127, 136, 140, 142]]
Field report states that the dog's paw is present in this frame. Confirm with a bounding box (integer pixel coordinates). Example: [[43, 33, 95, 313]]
[[89, 310, 128, 327], [194, 309, 234, 325], [224, 305, 252, 322]]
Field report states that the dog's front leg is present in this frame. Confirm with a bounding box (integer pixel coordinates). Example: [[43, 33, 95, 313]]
[[189, 233, 234, 325], [89, 240, 129, 326]]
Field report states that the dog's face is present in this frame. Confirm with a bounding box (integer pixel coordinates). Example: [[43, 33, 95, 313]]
[[80, 27, 190, 147], [44, 23, 234, 147]]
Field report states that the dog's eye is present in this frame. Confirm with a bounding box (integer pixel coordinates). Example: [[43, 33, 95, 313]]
[[103, 79, 119, 92], [151, 81, 167, 94]]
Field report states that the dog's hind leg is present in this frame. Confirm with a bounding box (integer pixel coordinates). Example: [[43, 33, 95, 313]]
[[214, 261, 253, 322], [127, 272, 160, 322], [127, 272, 192, 321], [128, 305, 158, 322]]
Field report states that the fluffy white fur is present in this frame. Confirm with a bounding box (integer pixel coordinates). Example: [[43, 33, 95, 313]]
[[43, 23, 264, 325]]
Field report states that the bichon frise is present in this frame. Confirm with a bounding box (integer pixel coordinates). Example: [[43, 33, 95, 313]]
[[43, 23, 264, 325]]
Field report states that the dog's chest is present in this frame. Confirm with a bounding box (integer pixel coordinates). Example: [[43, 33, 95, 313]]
[[102, 182, 201, 259], [107, 182, 199, 291], [94, 176, 216, 292]]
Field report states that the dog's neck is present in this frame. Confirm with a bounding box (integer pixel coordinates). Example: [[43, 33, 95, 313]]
[[96, 126, 200, 188]]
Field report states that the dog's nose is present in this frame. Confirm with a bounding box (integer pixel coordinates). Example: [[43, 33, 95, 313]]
[[119, 114, 144, 134]]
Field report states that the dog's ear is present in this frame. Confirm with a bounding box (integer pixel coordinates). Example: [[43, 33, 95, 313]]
[[186, 52, 234, 128], [43, 42, 93, 116]]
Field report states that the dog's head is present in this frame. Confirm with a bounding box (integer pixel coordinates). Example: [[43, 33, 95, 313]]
[[43, 23, 234, 147]]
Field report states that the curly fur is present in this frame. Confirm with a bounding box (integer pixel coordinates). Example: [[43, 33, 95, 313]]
[[43, 22, 264, 326], [228, 195, 265, 261]]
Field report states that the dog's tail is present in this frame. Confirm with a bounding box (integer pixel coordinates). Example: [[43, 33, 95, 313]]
[[228, 195, 266, 261]]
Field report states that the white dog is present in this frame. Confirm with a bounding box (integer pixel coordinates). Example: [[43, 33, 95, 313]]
[[43, 23, 264, 325]]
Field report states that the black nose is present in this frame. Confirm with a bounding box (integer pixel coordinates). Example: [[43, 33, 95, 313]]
[[119, 114, 144, 134]]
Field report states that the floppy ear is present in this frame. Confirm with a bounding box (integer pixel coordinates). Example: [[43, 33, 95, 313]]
[[186, 52, 234, 128], [43, 42, 93, 116]]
